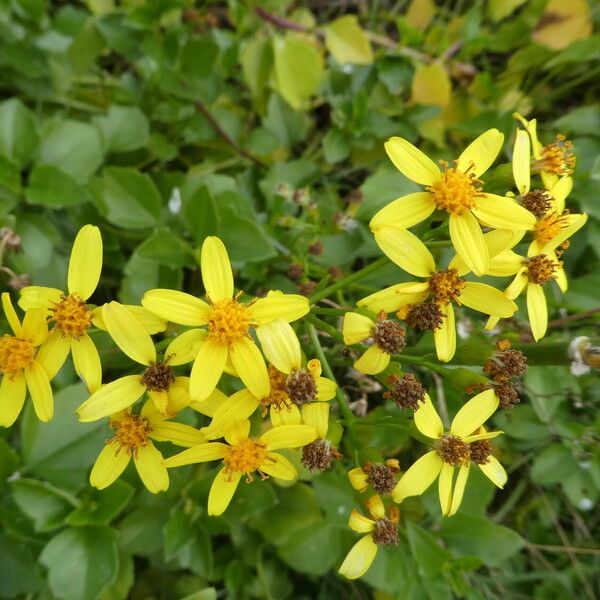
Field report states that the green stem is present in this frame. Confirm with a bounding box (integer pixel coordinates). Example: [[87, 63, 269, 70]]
[[309, 256, 389, 304], [306, 315, 345, 343], [306, 322, 360, 465]]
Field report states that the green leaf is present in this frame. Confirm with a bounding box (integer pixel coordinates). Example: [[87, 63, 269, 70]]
[[181, 185, 220, 244], [361, 542, 416, 595], [175, 524, 214, 578], [263, 93, 307, 147], [0, 154, 21, 193], [38, 118, 104, 183], [94, 167, 162, 229], [11, 478, 78, 532], [273, 35, 323, 110], [65, 480, 135, 526], [0, 438, 19, 490], [0, 98, 39, 163], [278, 521, 343, 575], [325, 15, 374, 65], [554, 105, 600, 136], [241, 36, 273, 109], [93, 105, 150, 153], [99, 551, 134, 600], [180, 590, 217, 600], [136, 227, 196, 267], [26, 164, 91, 207], [406, 521, 453, 578], [40, 526, 119, 600], [323, 128, 351, 163], [531, 444, 579, 485], [312, 470, 355, 524], [440, 514, 524, 567], [0, 534, 40, 598], [524, 366, 576, 422], [119, 507, 169, 557]]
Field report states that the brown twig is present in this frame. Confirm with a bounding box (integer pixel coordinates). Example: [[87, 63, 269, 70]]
[[547, 307, 600, 329], [194, 100, 267, 168], [525, 543, 600, 556]]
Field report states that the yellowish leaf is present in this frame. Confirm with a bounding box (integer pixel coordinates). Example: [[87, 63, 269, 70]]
[[533, 0, 592, 51], [325, 15, 374, 65], [411, 62, 451, 108], [487, 0, 527, 22], [405, 0, 436, 32]]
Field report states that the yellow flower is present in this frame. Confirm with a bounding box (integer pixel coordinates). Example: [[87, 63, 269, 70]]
[[163, 418, 317, 516], [357, 244, 517, 362], [90, 399, 207, 494], [514, 112, 576, 190], [18, 225, 104, 392], [338, 495, 399, 580], [512, 127, 587, 255], [142, 237, 309, 401], [0, 294, 53, 425], [392, 389, 507, 516], [342, 311, 405, 374], [77, 302, 200, 421], [371, 129, 535, 276]]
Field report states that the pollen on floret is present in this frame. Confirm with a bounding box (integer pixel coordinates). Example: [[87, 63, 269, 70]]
[[261, 365, 292, 415], [428, 268, 465, 305], [141, 361, 175, 391], [535, 134, 576, 176], [427, 160, 483, 215], [520, 189, 552, 218], [533, 211, 570, 247], [207, 297, 251, 345], [525, 254, 560, 285], [223, 438, 270, 481], [51, 293, 92, 339], [109, 414, 151, 457], [405, 299, 444, 331], [437, 434, 470, 466], [0, 335, 35, 379], [372, 312, 406, 354]]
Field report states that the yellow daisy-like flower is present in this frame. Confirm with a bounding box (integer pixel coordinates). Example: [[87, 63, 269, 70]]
[[342, 311, 405, 374], [338, 495, 399, 580], [90, 399, 207, 494], [392, 389, 507, 516], [0, 294, 53, 425], [357, 244, 517, 362], [18, 225, 104, 392], [77, 301, 201, 421], [163, 418, 317, 516], [512, 128, 587, 255], [514, 112, 576, 191], [141, 237, 309, 402], [371, 129, 536, 276]]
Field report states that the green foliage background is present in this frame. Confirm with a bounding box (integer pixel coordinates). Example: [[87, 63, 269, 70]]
[[1, 0, 600, 599]]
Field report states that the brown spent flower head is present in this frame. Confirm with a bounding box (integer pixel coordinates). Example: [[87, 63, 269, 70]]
[[287, 263, 304, 280], [428, 268, 466, 305], [298, 281, 317, 297], [437, 434, 471, 466], [372, 518, 399, 547], [364, 460, 400, 495], [0, 227, 22, 252], [489, 378, 521, 409], [141, 361, 175, 392], [372, 313, 406, 355], [308, 241, 323, 255], [384, 373, 426, 412], [286, 369, 317, 406], [484, 340, 528, 378], [405, 299, 444, 331], [301, 439, 341, 472], [469, 440, 493, 465], [520, 189, 552, 218], [525, 254, 560, 286]]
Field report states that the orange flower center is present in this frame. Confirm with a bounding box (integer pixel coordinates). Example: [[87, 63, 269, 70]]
[[109, 414, 151, 457], [535, 135, 575, 176], [223, 438, 268, 480], [51, 293, 92, 339], [0, 335, 35, 379], [428, 268, 466, 304], [427, 162, 482, 215], [525, 254, 559, 286], [533, 211, 569, 247], [261, 365, 292, 415], [207, 298, 251, 345]]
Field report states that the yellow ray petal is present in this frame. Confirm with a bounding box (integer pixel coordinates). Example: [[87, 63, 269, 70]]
[[90, 442, 130, 489], [67, 225, 102, 300], [270, 404, 301, 427], [365, 494, 385, 519], [463, 430, 503, 443], [414, 393, 444, 439], [512, 129, 531, 194], [230, 337, 270, 399], [438, 463, 454, 516], [357, 283, 428, 313], [348, 467, 369, 492], [190, 387, 228, 417], [77, 375, 146, 422], [301, 403, 329, 438], [384, 136, 440, 185], [555, 264, 568, 293], [163, 442, 229, 467], [540, 213, 588, 255], [71, 334, 102, 393], [451, 389, 498, 438], [224, 419, 251, 445], [208, 468, 241, 516], [369, 192, 436, 231], [21, 309, 47, 346], [486, 250, 524, 277], [134, 442, 169, 493], [261, 424, 317, 450], [478, 456, 507, 488], [504, 268, 529, 300], [249, 291, 309, 325], [338, 535, 378, 580], [150, 421, 207, 447], [0, 374, 26, 427], [461, 282, 517, 318], [348, 509, 375, 533], [201, 236, 234, 303], [25, 361, 53, 422], [165, 328, 207, 366], [434, 302, 456, 363], [527, 283, 548, 341], [202, 389, 259, 439], [449, 212, 489, 277], [19, 286, 63, 313], [35, 330, 70, 381], [457, 129, 504, 177], [103, 301, 156, 366], [448, 464, 470, 516], [342, 312, 374, 345], [316, 376, 337, 401], [549, 176, 572, 214], [354, 345, 390, 375], [260, 452, 297, 480], [392, 450, 443, 502], [142, 289, 210, 326], [373, 226, 435, 277], [256, 320, 301, 373], [2, 292, 21, 336], [189, 338, 228, 401], [473, 194, 536, 230]]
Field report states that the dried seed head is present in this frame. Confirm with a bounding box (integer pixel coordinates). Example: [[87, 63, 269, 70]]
[[489, 378, 521, 409], [287, 263, 304, 279], [384, 373, 426, 412], [372, 315, 406, 355], [372, 518, 399, 546], [520, 189, 552, 218], [308, 241, 323, 255], [286, 369, 317, 406], [141, 361, 175, 392], [405, 299, 444, 331], [484, 341, 528, 378], [364, 461, 400, 495], [469, 440, 493, 465], [301, 439, 341, 472], [437, 434, 470, 466]]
